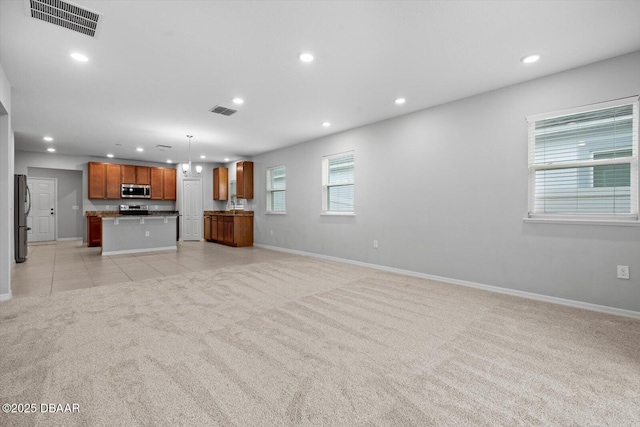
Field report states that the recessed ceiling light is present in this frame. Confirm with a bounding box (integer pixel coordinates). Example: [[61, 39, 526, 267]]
[[232, 98, 244, 105], [395, 98, 406, 105], [578, 142, 586, 147], [166, 160, 172, 163], [322, 122, 331, 127], [224, 158, 230, 162], [521, 54, 541, 64], [200, 155, 206, 159], [47, 148, 55, 152], [43, 136, 53, 142], [299, 52, 314, 63], [136, 148, 144, 152], [70, 52, 89, 62], [107, 154, 114, 158]]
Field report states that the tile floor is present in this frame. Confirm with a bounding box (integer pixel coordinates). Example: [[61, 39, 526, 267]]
[[10, 240, 295, 298]]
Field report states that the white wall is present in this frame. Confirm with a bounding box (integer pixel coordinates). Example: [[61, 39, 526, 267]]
[[252, 51, 640, 313], [0, 62, 13, 299]]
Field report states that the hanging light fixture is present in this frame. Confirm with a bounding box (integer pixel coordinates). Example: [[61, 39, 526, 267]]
[[182, 135, 203, 176]]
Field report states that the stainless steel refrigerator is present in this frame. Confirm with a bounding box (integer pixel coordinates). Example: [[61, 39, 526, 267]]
[[14, 174, 31, 263]]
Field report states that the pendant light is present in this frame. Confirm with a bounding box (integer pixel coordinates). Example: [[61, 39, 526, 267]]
[[182, 135, 202, 176]]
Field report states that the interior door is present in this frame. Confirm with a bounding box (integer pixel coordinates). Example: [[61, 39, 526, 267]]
[[181, 178, 202, 241], [27, 178, 56, 242]]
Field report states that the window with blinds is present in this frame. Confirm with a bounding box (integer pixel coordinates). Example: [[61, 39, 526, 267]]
[[527, 97, 639, 220], [322, 151, 354, 213], [266, 166, 286, 213]]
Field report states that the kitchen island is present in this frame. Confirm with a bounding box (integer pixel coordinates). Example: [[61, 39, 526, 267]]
[[101, 214, 178, 256], [86, 210, 179, 256]]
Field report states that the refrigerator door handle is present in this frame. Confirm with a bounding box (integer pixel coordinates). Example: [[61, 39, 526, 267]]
[[25, 185, 32, 216]]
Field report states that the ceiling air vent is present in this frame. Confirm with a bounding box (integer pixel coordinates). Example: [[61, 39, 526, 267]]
[[156, 145, 172, 151], [210, 105, 238, 116], [24, 0, 101, 37]]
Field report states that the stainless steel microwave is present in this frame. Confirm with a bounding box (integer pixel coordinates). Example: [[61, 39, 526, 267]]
[[121, 184, 151, 198]]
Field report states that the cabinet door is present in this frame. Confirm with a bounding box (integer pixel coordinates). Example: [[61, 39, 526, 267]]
[[236, 161, 253, 199], [203, 215, 211, 240], [233, 216, 254, 247], [105, 163, 121, 199], [163, 168, 177, 200], [87, 216, 102, 247], [121, 165, 136, 184], [150, 167, 164, 200], [136, 166, 151, 185], [213, 167, 228, 200], [88, 162, 106, 199], [210, 216, 218, 240], [223, 216, 234, 243], [217, 217, 224, 242]]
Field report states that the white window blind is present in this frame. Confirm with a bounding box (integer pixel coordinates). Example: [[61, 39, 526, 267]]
[[527, 97, 639, 219], [322, 152, 354, 213], [266, 166, 286, 213]]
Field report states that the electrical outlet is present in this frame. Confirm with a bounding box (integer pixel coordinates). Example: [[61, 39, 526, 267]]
[[145, 231, 150, 237], [373, 240, 378, 249], [617, 265, 630, 280]]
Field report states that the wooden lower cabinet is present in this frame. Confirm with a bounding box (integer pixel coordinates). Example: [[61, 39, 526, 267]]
[[87, 216, 102, 247], [207, 214, 252, 247]]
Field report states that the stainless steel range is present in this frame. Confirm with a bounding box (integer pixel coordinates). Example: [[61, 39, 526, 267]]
[[119, 204, 150, 215]]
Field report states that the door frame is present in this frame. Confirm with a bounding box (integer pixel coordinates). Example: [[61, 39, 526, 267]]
[[181, 178, 202, 241], [27, 177, 58, 242]]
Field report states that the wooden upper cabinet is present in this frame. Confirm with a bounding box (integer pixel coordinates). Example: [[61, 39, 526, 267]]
[[236, 161, 254, 199], [136, 166, 151, 185], [214, 167, 228, 200], [121, 165, 136, 184], [105, 163, 121, 199], [88, 162, 106, 199], [163, 168, 177, 200], [150, 167, 164, 200]]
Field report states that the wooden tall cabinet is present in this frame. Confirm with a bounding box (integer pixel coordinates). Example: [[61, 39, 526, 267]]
[[105, 164, 121, 199], [214, 167, 228, 200], [88, 162, 121, 199], [163, 168, 176, 200], [236, 161, 253, 199], [150, 167, 164, 200]]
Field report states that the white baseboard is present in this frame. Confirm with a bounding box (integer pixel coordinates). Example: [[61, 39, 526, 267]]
[[57, 237, 82, 242], [255, 244, 640, 320], [0, 292, 12, 302], [101, 246, 177, 256]]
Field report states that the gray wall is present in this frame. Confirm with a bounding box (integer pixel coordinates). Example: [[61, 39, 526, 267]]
[[28, 167, 83, 239], [252, 51, 640, 312]]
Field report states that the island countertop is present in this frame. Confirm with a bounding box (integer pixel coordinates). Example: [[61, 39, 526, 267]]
[[86, 211, 180, 217]]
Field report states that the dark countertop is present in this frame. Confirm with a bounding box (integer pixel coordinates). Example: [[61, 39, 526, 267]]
[[203, 210, 254, 217], [86, 210, 179, 218]]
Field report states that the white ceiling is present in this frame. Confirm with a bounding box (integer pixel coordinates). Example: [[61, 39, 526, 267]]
[[2, 0, 640, 164]]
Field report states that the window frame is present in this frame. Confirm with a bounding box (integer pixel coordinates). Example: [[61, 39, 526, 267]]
[[266, 165, 286, 214], [525, 97, 639, 224], [321, 151, 355, 215]]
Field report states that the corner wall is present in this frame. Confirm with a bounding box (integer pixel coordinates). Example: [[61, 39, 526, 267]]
[[252, 51, 640, 313], [0, 63, 13, 299]]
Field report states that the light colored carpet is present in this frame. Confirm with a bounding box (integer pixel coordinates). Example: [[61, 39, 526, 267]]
[[0, 255, 639, 426]]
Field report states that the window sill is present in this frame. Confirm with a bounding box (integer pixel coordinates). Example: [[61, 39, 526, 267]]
[[265, 211, 286, 215], [320, 212, 355, 216], [522, 217, 640, 227]]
